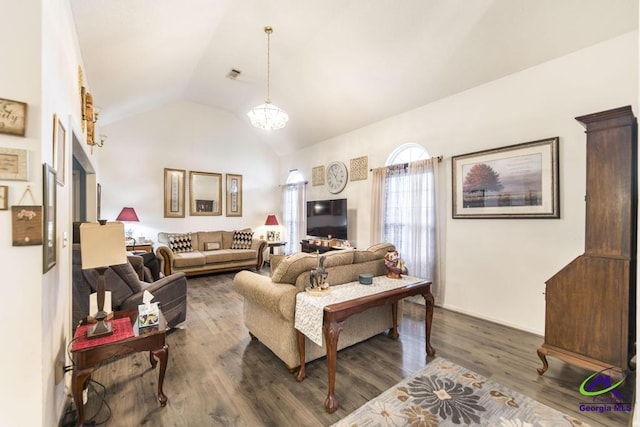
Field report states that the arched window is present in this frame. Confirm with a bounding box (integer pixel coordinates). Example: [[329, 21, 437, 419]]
[[386, 143, 430, 166], [375, 143, 435, 279], [286, 169, 305, 184]]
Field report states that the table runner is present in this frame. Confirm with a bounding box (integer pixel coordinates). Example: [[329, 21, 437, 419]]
[[295, 275, 424, 346]]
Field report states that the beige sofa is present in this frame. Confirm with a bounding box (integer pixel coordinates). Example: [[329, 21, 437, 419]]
[[156, 230, 267, 277], [233, 242, 401, 370]]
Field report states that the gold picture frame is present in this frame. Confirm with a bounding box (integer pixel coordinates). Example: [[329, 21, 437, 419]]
[[0, 185, 7, 210], [164, 168, 185, 218], [0, 147, 28, 181], [0, 98, 27, 136], [53, 114, 66, 185], [226, 173, 243, 217], [189, 171, 222, 216], [312, 165, 325, 186]]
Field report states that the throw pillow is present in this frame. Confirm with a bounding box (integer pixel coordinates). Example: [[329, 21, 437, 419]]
[[231, 230, 253, 249], [168, 233, 193, 253], [204, 241, 221, 251]]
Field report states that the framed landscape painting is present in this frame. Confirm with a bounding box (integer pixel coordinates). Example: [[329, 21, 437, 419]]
[[452, 137, 559, 219]]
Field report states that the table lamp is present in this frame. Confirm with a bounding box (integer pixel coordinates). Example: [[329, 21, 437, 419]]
[[80, 221, 127, 338], [265, 214, 279, 242], [116, 207, 140, 249]]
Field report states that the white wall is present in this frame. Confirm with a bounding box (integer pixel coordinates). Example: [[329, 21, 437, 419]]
[[281, 31, 638, 335], [98, 101, 281, 240], [0, 1, 87, 426], [0, 2, 44, 425]]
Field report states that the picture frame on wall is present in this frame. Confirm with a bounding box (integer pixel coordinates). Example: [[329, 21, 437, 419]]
[[43, 163, 57, 272], [452, 137, 559, 219], [226, 173, 243, 217], [0, 147, 28, 181], [52, 114, 66, 186], [0, 98, 27, 137], [0, 185, 7, 210], [189, 171, 222, 216], [164, 168, 186, 218]]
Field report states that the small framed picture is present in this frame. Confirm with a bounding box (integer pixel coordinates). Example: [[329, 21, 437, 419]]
[[0, 98, 27, 137], [226, 173, 243, 217], [0, 186, 7, 210]]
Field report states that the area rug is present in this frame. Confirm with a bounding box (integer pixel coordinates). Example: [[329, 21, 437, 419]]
[[333, 357, 590, 427]]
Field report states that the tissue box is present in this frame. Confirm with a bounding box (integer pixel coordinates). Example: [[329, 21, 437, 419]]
[[138, 302, 160, 328], [359, 274, 373, 285]]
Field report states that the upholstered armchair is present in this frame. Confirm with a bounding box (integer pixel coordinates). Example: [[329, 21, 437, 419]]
[[72, 244, 188, 331]]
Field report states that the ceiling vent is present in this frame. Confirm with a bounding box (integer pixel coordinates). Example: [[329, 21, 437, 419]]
[[226, 69, 241, 80]]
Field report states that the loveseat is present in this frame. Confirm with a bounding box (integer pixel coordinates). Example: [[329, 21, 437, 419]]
[[156, 230, 267, 277], [233, 242, 400, 370], [72, 244, 188, 331]]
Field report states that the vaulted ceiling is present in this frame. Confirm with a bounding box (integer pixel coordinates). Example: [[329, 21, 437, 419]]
[[70, 0, 638, 155]]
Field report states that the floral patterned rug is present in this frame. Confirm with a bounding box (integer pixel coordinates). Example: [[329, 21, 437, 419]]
[[334, 357, 590, 426]]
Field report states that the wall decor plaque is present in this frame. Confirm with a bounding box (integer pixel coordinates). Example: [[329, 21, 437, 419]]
[[350, 156, 368, 181], [0, 185, 7, 210], [12, 205, 42, 246], [0, 147, 28, 181], [312, 165, 325, 186], [0, 98, 27, 136]]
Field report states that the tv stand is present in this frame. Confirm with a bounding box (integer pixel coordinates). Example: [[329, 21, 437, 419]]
[[300, 239, 351, 254]]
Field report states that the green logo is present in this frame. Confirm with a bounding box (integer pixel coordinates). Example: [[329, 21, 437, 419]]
[[579, 369, 626, 399]]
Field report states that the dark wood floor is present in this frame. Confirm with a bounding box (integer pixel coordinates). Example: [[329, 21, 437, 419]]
[[70, 272, 633, 426]]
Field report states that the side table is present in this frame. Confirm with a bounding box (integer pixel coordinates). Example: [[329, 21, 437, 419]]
[[265, 241, 287, 266], [126, 242, 153, 253], [71, 308, 169, 426], [268, 241, 287, 255]]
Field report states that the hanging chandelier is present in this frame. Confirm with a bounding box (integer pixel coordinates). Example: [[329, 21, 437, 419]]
[[248, 26, 289, 131]]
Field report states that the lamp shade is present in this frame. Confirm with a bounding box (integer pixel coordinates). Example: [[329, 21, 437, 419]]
[[264, 214, 279, 226], [80, 222, 127, 269], [116, 207, 139, 222]]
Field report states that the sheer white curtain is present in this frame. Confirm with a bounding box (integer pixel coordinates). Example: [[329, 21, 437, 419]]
[[281, 183, 306, 255], [371, 158, 445, 304]]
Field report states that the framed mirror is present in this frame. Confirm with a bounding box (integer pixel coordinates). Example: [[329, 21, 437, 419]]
[[189, 171, 222, 216]]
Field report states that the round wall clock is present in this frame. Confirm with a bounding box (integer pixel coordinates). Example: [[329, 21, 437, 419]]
[[326, 161, 348, 194]]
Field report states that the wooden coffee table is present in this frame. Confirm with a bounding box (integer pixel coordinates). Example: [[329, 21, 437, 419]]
[[70, 308, 169, 426], [295, 278, 434, 413]]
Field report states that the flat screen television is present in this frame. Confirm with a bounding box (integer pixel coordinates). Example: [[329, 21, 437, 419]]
[[306, 198, 347, 240]]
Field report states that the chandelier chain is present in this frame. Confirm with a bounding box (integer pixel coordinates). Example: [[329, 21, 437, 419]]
[[265, 26, 272, 103]]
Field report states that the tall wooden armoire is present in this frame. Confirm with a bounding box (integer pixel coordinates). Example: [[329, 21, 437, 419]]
[[537, 106, 637, 376]]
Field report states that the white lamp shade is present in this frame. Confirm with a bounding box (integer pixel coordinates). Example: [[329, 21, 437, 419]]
[[80, 222, 127, 269]]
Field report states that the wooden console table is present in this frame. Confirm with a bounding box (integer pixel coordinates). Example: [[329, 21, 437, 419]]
[[70, 308, 169, 426], [294, 276, 434, 413]]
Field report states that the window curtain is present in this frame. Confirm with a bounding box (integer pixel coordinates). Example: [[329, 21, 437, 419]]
[[281, 183, 306, 255], [370, 158, 445, 304]]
